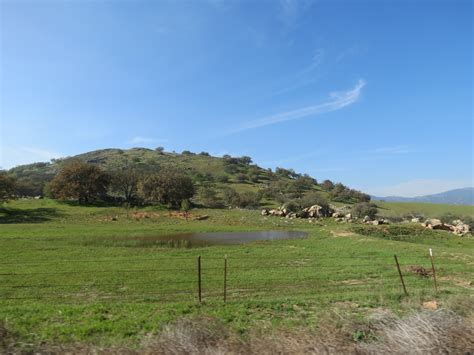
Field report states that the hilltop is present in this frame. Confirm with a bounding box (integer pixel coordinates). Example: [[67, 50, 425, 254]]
[[6, 147, 369, 207]]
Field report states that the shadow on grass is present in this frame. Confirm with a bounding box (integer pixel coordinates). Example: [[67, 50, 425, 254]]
[[0, 207, 63, 224], [59, 200, 114, 208]]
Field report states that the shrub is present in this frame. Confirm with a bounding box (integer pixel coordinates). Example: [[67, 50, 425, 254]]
[[221, 188, 261, 209], [248, 173, 260, 183], [351, 202, 378, 219], [199, 186, 222, 208], [236, 173, 247, 183], [222, 187, 240, 207], [0, 172, 16, 201], [282, 200, 300, 212], [216, 175, 229, 183], [235, 191, 261, 209], [299, 192, 329, 209]]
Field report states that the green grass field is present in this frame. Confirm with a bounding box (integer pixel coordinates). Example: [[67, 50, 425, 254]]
[[376, 200, 474, 219], [1, 199, 473, 348]]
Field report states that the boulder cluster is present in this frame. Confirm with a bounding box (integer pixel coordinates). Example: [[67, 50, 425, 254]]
[[262, 205, 471, 236], [261, 204, 331, 219], [421, 219, 470, 235], [261, 204, 388, 224]]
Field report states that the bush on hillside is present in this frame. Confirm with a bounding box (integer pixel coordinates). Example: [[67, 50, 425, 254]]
[[221, 187, 261, 209], [234, 191, 261, 209], [222, 187, 240, 207], [321, 179, 335, 191], [216, 174, 229, 183], [236, 173, 247, 182], [330, 183, 370, 203], [198, 186, 222, 208]]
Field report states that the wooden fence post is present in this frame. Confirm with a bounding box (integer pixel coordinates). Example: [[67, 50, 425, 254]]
[[197, 256, 202, 303], [394, 254, 408, 296], [224, 255, 227, 303], [429, 248, 438, 292]]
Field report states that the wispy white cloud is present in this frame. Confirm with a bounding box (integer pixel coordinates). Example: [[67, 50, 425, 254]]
[[233, 79, 366, 133], [366, 179, 474, 197]]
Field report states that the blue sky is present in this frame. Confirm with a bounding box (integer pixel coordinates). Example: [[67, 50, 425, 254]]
[[1, 0, 472, 196]]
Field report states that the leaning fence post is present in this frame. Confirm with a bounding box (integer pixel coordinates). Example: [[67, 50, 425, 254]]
[[429, 248, 438, 292], [197, 256, 202, 303], [394, 254, 408, 296], [223, 255, 228, 303]]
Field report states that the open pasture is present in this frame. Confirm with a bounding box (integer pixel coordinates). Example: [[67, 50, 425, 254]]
[[1, 199, 473, 347]]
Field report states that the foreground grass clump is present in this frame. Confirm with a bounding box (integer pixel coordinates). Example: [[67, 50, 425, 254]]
[[2, 308, 473, 353], [0, 199, 473, 349]]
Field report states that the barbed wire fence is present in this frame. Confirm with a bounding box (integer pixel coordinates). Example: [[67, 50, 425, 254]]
[[0, 251, 472, 305]]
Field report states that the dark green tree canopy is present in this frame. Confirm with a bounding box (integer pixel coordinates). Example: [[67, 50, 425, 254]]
[[139, 170, 195, 208], [48, 160, 110, 204]]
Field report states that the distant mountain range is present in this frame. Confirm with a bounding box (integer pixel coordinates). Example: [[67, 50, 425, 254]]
[[372, 187, 474, 206]]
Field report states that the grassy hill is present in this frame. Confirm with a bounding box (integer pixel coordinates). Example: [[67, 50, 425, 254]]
[[6, 148, 474, 221], [6, 147, 363, 208]]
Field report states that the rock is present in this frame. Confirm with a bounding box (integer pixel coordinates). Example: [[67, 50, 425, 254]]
[[421, 218, 470, 235], [423, 218, 443, 228], [452, 219, 464, 226], [261, 209, 269, 216], [411, 217, 420, 223], [345, 213, 352, 219], [451, 222, 471, 235], [332, 211, 344, 218], [362, 215, 372, 223]]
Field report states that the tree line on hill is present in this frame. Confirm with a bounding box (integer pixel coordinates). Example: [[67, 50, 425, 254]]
[[1, 151, 371, 209]]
